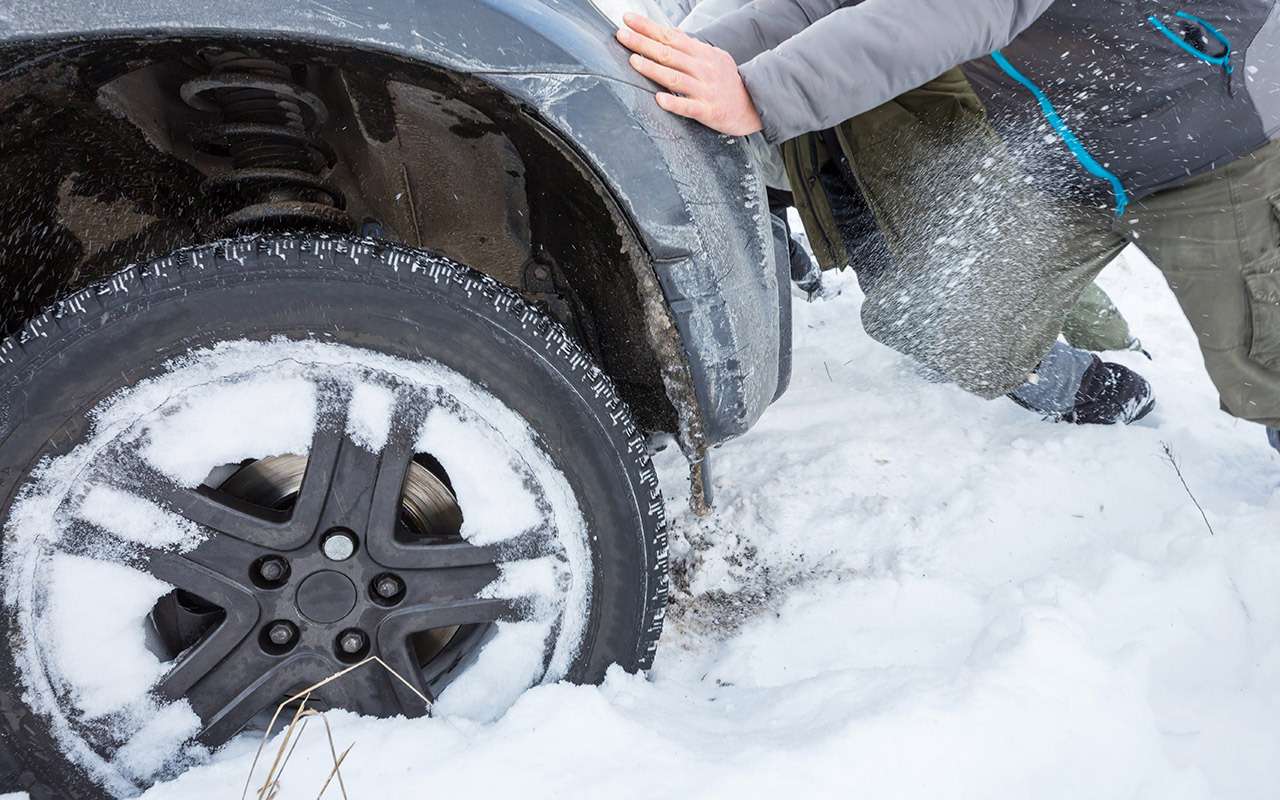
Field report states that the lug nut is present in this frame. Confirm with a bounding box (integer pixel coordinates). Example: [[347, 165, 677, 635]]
[[258, 557, 288, 583], [374, 575, 403, 600], [338, 630, 366, 655], [267, 622, 295, 647]]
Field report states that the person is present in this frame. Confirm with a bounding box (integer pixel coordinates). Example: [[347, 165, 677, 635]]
[[669, 1, 1154, 425], [776, 66, 1155, 424], [679, 0, 1146, 354], [615, 3, 1280, 450]]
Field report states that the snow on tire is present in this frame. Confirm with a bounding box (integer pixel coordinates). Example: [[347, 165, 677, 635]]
[[0, 236, 668, 799]]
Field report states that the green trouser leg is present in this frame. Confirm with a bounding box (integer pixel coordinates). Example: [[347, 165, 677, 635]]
[[1061, 282, 1137, 353], [1118, 139, 1280, 428]]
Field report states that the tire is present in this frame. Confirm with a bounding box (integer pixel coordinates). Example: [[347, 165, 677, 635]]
[[0, 235, 668, 798]]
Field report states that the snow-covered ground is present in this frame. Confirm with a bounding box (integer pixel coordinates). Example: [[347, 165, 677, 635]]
[[128, 247, 1277, 800]]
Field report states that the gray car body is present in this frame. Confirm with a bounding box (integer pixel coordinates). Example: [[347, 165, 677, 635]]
[[0, 0, 785, 449]]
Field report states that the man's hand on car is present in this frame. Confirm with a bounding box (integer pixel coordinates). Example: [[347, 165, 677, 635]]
[[615, 12, 763, 137]]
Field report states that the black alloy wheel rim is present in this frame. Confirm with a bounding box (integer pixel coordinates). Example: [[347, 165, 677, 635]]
[[65, 379, 560, 749]]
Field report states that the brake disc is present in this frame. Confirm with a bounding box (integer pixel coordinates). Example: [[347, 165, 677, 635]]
[[218, 454, 464, 538]]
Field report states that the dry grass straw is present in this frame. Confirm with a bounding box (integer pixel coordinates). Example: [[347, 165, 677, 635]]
[[240, 656, 433, 800]]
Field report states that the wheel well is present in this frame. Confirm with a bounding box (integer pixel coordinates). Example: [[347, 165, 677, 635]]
[[0, 35, 683, 432]]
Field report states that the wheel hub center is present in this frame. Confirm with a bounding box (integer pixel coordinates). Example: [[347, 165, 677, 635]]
[[296, 570, 357, 624]]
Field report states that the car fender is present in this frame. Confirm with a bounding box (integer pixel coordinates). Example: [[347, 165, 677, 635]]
[[0, 0, 783, 448]]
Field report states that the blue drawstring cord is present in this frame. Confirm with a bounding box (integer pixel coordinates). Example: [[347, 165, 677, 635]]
[[990, 51, 1130, 217]]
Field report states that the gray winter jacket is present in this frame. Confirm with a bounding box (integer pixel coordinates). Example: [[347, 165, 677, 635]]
[[693, 0, 1054, 143], [695, 0, 1280, 209]]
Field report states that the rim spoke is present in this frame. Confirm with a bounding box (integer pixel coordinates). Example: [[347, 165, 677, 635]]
[[140, 547, 263, 703], [387, 582, 526, 630], [374, 637, 436, 715], [186, 647, 333, 746], [60, 521, 263, 613], [313, 659, 405, 719], [369, 524, 558, 571], [402, 561, 502, 606], [285, 380, 349, 535], [295, 385, 431, 540], [376, 596, 525, 701], [145, 548, 261, 623], [367, 389, 434, 540], [178, 529, 279, 587], [151, 554, 260, 699], [96, 451, 299, 548]]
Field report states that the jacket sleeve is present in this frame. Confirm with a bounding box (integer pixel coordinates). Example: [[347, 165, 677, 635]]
[[690, 0, 846, 65], [732, 0, 1055, 143]]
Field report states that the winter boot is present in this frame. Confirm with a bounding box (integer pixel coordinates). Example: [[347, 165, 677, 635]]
[[767, 187, 824, 298], [1066, 357, 1156, 425], [1268, 426, 1280, 454], [1009, 342, 1154, 425]]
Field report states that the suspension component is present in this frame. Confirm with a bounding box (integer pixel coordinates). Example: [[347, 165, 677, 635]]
[[181, 51, 353, 237]]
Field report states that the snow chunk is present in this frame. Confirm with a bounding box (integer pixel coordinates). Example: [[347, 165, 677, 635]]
[[432, 621, 555, 722], [114, 700, 202, 784], [143, 375, 316, 486], [481, 557, 562, 621], [46, 554, 171, 718], [346, 382, 396, 452], [76, 486, 203, 551], [417, 410, 541, 545], [482, 557, 560, 600]]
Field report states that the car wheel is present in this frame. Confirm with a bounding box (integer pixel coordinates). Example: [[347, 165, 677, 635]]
[[0, 235, 668, 798]]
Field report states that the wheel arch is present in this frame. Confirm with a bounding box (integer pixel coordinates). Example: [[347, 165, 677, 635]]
[[0, 0, 783, 455]]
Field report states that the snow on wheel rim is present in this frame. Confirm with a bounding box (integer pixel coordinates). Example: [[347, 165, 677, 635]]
[[1, 339, 592, 797]]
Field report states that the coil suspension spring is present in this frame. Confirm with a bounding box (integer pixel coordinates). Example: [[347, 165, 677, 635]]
[[181, 52, 353, 237]]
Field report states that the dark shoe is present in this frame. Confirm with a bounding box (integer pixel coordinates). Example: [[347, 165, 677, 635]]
[[1065, 357, 1155, 425], [1268, 426, 1279, 454], [789, 234, 823, 297], [768, 197, 824, 298]]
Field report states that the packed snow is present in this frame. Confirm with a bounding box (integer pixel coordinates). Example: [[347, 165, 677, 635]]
[[417, 409, 544, 546], [345, 381, 396, 453], [111, 248, 1276, 799], [45, 555, 174, 719], [75, 486, 203, 551], [142, 374, 317, 487]]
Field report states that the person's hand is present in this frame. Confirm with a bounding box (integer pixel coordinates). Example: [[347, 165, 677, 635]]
[[615, 12, 764, 137]]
